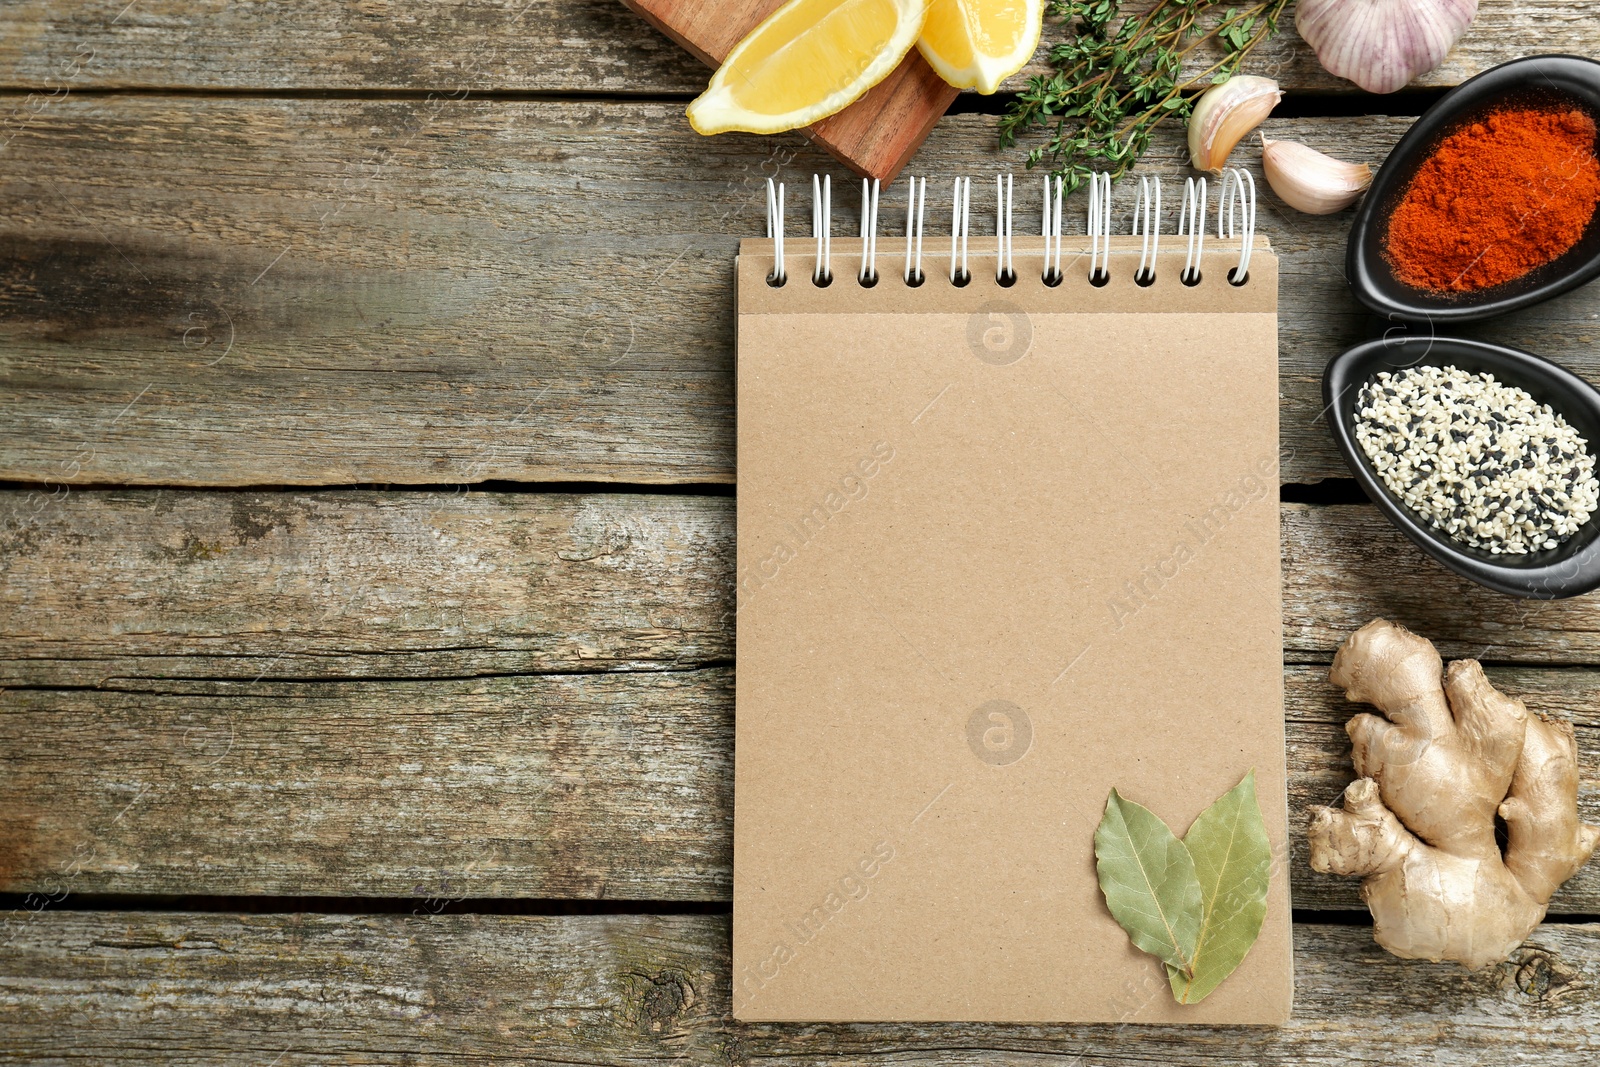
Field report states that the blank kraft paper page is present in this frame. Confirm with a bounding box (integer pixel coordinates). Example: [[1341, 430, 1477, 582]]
[[733, 233, 1292, 1025]]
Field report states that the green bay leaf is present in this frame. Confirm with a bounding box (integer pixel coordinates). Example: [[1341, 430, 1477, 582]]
[[1094, 788, 1203, 976], [1167, 770, 1272, 1004]]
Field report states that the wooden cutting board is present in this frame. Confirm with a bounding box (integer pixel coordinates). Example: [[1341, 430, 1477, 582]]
[[622, 0, 959, 181]]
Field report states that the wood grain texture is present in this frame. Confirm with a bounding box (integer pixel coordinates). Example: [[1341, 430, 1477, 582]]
[[0, 670, 735, 901], [5, 2, 1598, 1052], [18, 492, 1600, 687], [620, 0, 959, 181], [0, 1, 1595, 95], [7, 100, 1600, 487], [1281, 505, 1600, 665], [6, 490, 1600, 907], [1, 663, 1595, 908], [1, 490, 733, 682], [1, 912, 1598, 1064]]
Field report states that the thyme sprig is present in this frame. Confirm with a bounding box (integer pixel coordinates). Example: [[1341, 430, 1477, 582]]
[[998, 0, 1290, 191]]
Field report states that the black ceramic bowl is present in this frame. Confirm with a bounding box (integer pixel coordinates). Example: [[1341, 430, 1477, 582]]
[[1347, 54, 1600, 323], [1325, 336, 1600, 598]]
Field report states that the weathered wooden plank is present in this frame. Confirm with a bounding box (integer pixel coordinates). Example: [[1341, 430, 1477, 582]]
[[0, 490, 732, 682], [1, 1, 1593, 95], [0, 671, 735, 901], [17, 493, 1600, 688], [1, 912, 1596, 1064], [1, 645, 1595, 908], [0, 0, 712, 93], [1281, 505, 1600, 666], [10, 492, 1600, 904], [8, 100, 1597, 487]]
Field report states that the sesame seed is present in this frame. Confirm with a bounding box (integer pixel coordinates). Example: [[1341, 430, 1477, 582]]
[[1354, 365, 1598, 554]]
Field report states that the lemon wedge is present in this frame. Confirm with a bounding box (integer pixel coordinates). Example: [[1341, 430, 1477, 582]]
[[917, 0, 1043, 95], [687, 0, 930, 135]]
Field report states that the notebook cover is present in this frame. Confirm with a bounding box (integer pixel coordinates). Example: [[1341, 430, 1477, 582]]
[[733, 235, 1291, 1023]]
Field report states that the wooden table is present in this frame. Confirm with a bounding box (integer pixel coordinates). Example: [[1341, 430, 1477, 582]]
[[2, 2, 1600, 1061]]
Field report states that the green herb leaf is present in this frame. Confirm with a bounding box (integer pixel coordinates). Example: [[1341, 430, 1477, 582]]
[[1094, 788, 1203, 977], [1000, 0, 1289, 186], [1166, 770, 1272, 1004]]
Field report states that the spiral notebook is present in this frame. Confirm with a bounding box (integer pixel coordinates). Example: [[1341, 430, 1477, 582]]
[[733, 174, 1292, 1024]]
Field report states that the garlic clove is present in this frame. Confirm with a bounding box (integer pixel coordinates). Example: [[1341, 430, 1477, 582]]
[[1296, 0, 1479, 95], [1187, 76, 1283, 174], [1261, 136, 1373, 214]]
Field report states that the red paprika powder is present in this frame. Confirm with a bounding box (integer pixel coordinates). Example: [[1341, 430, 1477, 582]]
[[1385, 107, 1600, 292]]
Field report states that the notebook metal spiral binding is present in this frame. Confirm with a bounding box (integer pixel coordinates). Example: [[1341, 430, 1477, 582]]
[[812, 173, 832, 286], [1132, 176, 1162, 286], [1218, 167, 1257, 284], [858, 177, 880, 286], [995, 173, 1015, 285], [904, 176, 927, 287], [1178, 176, 1208, 285], [1043, 174, 1064, 286], [763, 172, 1257, 289], [1087, 171, 1112, 286], [765, 178, 786, 287], [950, 176, 972, 285]]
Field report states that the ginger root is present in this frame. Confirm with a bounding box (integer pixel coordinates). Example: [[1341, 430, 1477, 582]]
[[1308, 618, 1600, 969]]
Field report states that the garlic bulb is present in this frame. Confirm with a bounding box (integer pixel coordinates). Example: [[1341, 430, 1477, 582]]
[[1297, 0, 1479, 95], [1188, 76, 1282, 174], [1261, 137, 1373, 214]]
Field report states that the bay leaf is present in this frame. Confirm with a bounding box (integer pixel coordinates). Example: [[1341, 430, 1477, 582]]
[[1167, 770, 1272, 1004], [1094, 788, 1203, 977]]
